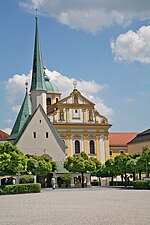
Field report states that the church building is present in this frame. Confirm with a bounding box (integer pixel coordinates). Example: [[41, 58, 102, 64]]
[[7, 16, 66, 162], [6, 16, 142, 165]]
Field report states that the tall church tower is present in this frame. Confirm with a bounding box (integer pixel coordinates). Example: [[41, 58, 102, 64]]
[[30, 16, 47, 113]]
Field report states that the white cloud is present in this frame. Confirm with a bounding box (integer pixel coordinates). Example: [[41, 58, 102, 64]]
[[11, 105, 21, 113], [111, 26, 150, 64], [124, 97, 137, 104], [2, 128, 12, 135], [4, 119, 13, 124], [20, 0, 150, 33], [5, 72, 31, 105], [5, 68, 113, 119]]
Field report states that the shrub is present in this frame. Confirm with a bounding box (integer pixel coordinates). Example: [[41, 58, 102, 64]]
[[133, 180, 150, 189], [20, 175, 35, 184], [109, 181, 133, 186], [91, 181, 99, 186], [0, 183, 41, 195], [61, 173, 71, 188]]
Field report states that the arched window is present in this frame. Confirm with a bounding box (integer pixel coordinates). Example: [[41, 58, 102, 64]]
[[75, 140, 80, 154], [47, 97, 51, 106], [90, 140, 95, 154], [56, 98, 58, 103]]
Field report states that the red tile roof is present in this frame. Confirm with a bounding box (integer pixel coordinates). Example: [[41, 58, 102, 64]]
[[109, 133, 138, 147], [0, 130, 9, 141]]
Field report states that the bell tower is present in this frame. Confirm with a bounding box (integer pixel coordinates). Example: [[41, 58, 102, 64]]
[[30, 16, 47, 113]]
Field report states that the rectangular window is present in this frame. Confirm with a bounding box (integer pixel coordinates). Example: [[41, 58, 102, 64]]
[[46, 132, 48, 138], [33, 132, 36, 138], [109, 150, 113, 156]]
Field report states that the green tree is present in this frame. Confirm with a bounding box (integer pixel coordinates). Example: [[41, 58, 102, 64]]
[[114, 154, 130, 186], [137, 148, 150, 177], [64, 152, 96, 188], [104, 159, 116, 183], [26, 155, 54, 176], [0, 142, 27, 176]]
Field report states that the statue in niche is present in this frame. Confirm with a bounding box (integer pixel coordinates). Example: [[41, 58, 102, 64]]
[[89, 111, 93, 121], [60, 110, 64, 121], [74, 95, 78, 104]]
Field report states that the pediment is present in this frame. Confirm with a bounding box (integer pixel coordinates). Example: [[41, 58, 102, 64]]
[[58, 89, 94, 106]]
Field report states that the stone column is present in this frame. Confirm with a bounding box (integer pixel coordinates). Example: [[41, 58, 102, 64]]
[[96, 135, 101, 161], [66, 108, 70, 123], [84, 135, 89, 155], [83, 109, 86, 123], [100, 134, 106, 164], [66, 134, 71, 157]]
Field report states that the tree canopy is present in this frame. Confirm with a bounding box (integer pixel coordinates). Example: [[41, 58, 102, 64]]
[[0, 142, 27, 176]]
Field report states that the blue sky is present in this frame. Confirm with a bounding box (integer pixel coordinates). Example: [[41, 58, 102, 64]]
[[1, 0, 150, 134]]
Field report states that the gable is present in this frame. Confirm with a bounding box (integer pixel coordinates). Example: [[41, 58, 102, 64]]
[[15, 105, 66, 162], [59, 89, 94, 106]]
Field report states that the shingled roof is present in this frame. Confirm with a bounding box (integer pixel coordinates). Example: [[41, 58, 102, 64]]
[[0, 130, 9, 141], [127, 129, 150, 145], [109, 133, 138, 147]]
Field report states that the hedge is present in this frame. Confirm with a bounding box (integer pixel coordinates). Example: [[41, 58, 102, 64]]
[[0, 183, 41, 195], [19, 175, 35, 184], [133, 180, 150, 190], [91, 181, 100, 186], [109, 181, 133, 186]]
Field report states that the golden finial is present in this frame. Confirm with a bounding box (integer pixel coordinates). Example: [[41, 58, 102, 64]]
[[73, 80, 77, 89]]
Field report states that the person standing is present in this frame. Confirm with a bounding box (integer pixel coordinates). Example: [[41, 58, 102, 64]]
[[51, 176, 56, 190]]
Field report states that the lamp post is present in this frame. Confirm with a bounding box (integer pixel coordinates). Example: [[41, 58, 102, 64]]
[[133, 160, 137, 181]]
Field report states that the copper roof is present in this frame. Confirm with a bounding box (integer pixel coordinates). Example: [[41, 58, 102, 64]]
[[109, 133, 138, 147]]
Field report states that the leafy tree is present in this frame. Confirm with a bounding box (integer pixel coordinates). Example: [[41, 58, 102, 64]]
[[137, 148, 150, 177], [0, 142, 27, 176], [64, 152, 96, 188], [26, 155, 54, 176], [104, 159, 116, 183], [114, 154, 130, 186]]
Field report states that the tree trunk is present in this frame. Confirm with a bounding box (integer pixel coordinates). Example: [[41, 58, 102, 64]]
[[111, 176, 114, 185], [124, 172, 127, 187], [81, 173, 84, 188], [121, 174, 123, 185], [98, 177, 101, 186], [139, 171, 142, 180], [133, 172, 135, 181]]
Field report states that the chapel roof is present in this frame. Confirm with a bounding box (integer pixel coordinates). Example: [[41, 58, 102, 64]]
[[30, 16, 47, 91], [8, 88, 31, 141]]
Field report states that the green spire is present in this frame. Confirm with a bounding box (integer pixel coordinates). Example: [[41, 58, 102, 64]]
[[30, 16, 47, 91], [8, 85, 32, 140]]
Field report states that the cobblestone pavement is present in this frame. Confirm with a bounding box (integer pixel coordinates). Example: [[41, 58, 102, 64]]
[[0, 187, 150, 225]]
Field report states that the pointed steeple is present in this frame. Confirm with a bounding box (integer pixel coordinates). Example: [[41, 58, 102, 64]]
[[8, 83, 32, 141], [30, 16, 46, 91]]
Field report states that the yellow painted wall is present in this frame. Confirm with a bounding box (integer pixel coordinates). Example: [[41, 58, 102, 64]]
[[128, 141, 150, 154], [108, 147, 128, 159]]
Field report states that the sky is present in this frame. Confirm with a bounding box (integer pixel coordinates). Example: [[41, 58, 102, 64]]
[[1, 0, 150, 134]]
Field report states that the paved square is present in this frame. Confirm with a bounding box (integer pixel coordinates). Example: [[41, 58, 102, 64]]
[[0, 187, 150, 225]]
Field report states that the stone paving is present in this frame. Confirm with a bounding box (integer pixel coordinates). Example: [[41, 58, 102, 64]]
[[0, 187, 150, 225]]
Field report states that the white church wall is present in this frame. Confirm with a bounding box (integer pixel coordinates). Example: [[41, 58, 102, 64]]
[[16, 107, 65, 162]]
